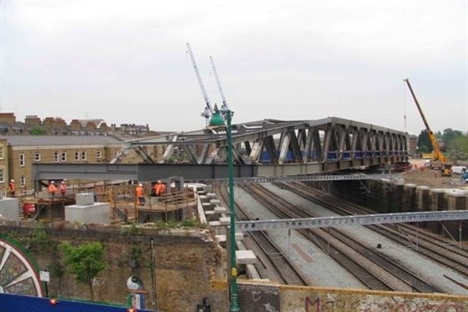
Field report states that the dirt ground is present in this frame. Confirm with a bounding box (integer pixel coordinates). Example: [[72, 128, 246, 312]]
[[401, 159, 467, 189]]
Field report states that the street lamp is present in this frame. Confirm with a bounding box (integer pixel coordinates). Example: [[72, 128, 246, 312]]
[[222, 108, 240, 311]]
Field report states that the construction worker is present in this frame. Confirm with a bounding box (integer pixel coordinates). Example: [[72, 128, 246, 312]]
[[135, 183, 145, 206], [60, 180, 68, 197], [8, 179, 16, 197], [153, 180, 166, 197], [48, 181, 58, 199]]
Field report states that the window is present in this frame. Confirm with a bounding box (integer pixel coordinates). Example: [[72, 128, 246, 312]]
[[20, 176, 26, 187], [34, 152, 41, 162], [74, 151, 80, 161], [0, 167, 4, 182], [96, 151, 102, 159], [81, 151, 87, 161], [61, 152, 67, 162], [19, 154, 25, 167], [54, 152, 59, 162], [0, 144, 4, 159]]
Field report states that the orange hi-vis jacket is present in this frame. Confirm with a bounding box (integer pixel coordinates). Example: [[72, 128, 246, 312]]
[[135, 185, 145, 197], [48, 184, 58, 194], [154, 183, 166, 195], [9, 182, 15, 193]]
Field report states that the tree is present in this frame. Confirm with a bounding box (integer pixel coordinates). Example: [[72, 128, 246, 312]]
[[28, 125, 47, 135], [59, 242, 106, 301], [417, 130, 432, 154]]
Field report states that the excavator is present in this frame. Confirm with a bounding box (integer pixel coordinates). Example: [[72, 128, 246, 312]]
[[404, 79, 452, 177]]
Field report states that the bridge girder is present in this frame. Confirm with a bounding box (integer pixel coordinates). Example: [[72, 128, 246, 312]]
[[119, 116, 408, 167]]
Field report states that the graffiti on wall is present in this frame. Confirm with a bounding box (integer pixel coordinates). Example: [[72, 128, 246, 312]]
[[304, 295, 465, 312], [239, 283, 280, 312]]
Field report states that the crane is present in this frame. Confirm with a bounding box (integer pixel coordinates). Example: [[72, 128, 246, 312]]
[[403, 78, 452, 176], [186, 42, 213, 127], [210, 56, 229, 113]]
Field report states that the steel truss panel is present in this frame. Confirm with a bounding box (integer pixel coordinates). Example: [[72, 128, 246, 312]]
[[119, 116, 408, 167], [235, 210, 468, 231]]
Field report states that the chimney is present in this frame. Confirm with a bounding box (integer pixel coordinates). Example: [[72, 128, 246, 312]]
[[0, 113, 16, 125], [24, 115, 42, 126], [70, 119, 82, 131]]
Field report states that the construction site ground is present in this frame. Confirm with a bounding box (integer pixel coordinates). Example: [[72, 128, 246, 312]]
[[403, 159, 468, 190]]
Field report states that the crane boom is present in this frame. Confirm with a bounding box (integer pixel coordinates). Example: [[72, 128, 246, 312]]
[[186, 43, 212, 124], [404, 78, 448, 164], [210, 56, 228, 111]]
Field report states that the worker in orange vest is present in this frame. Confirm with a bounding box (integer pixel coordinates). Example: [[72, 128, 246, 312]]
[[48, 181, 58, 199], [8, 179, 16, 197], [135, 183, 145, 206], [60, 181, 68, 197], [153, 180, 166, 197]]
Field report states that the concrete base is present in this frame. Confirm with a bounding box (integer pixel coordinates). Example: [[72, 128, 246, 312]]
[[65, 202, 110, 225], [236, 250, 257, 264], [0, 198, 20, 221]]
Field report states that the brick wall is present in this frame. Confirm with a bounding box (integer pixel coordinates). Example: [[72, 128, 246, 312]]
[[0, 221, 226, 312]]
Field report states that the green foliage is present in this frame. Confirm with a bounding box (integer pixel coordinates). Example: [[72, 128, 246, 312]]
[[28, 125, 47, 135], [59, 241, 106, 301], [29, 225, 54, 251], [417, 130, 432, 153], [181, 218, 200, 227], [120, 222, 142, 236]]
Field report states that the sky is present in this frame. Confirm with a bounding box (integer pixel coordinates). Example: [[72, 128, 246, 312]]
[[0, 1, 467, 135]]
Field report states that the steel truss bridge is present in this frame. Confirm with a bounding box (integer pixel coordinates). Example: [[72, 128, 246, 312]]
[[32, 117, 408, 182]]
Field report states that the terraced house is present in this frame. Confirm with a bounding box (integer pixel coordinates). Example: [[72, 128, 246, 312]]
[[0, 113, 164, 193]]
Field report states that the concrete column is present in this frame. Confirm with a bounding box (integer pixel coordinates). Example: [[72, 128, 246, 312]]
[[444, 190, 467, 239], [428, 189, 446, 234], [402, 184, 416, 212]]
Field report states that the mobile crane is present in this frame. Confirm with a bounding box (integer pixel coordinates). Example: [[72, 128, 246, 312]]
[[404, 78, 452, 177]]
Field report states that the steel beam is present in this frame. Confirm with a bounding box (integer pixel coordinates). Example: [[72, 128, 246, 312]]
[[235, 210, 468, 231]]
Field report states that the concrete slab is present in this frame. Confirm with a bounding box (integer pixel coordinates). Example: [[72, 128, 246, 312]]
[[236, 250, 257, 264], [209, 221, 221, 227], [0, 198, 20, 221], [214, 206, 227, 214], [215, 233, 244, 242], [76, 193, 95, 206], [206, 193, 217, 198], [65, 202, 110, 225], [219, 217, 230, 225], [210, 199, 221, 205]]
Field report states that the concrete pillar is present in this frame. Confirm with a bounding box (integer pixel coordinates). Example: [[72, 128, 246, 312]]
[[428, 189, 446, 234], [65, 193, 110, 225], [402, 184, 417, 212], [444, 190, 467, 239]]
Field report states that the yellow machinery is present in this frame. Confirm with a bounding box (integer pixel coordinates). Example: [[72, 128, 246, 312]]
[[404, 79, 452, 177]]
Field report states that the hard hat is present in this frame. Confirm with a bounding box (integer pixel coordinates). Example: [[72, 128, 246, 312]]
[[10, 179, 14, 182], [61, 181, 65, 184], [51, 181, 55, 184], [139, 183, 143, 186], [157, 180, 161, 183]]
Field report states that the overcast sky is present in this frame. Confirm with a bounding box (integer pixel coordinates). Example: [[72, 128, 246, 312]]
[[1, 1, 466, 135]]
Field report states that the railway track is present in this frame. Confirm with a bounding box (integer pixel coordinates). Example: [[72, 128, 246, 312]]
[[213, 184, 308, 286], [242, 182, 445, 292], [281, 181, 468, 278]]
